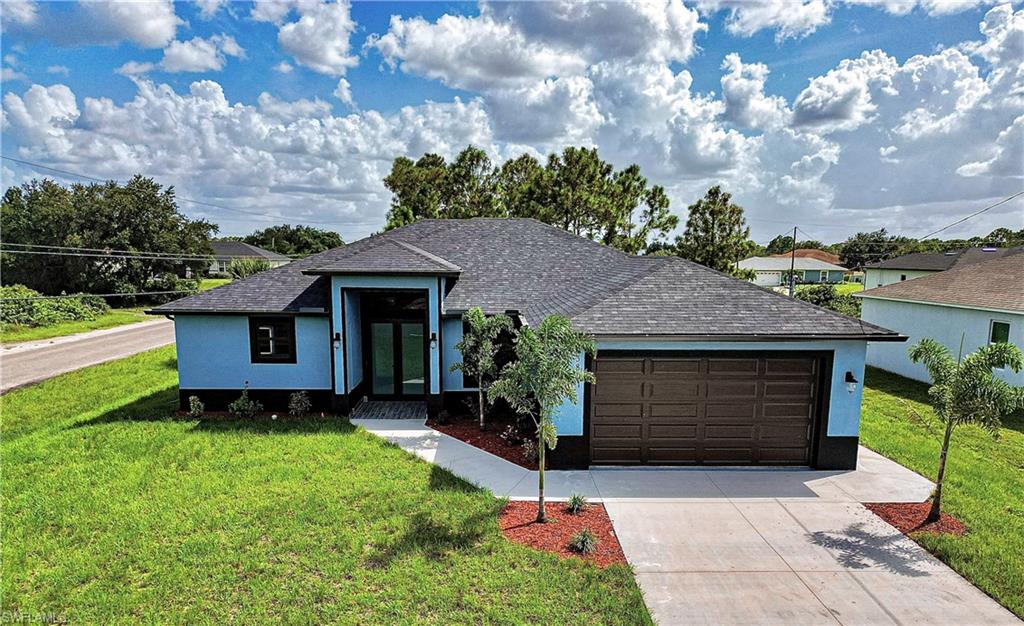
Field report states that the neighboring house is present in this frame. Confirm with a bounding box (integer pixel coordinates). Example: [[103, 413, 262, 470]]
[[771, 248, 842, 265], [150, 218, 903, 470], [737, 256, 848, 287], [858, 253, 1023, 386], [209, 241, 292, 275], [863, 246, 1024, 288]]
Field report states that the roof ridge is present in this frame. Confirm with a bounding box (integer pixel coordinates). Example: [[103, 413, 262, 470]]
[[390, 239, 462, 271], [567, 256, 674, 321]]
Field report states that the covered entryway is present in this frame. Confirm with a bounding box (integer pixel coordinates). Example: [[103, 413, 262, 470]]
[[591, 354, 821, 466]]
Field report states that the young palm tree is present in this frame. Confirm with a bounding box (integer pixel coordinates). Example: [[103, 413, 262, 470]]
[[490, 315, 595, 523], [450, 307, 512, 430], [909, 337, 1024, 522]]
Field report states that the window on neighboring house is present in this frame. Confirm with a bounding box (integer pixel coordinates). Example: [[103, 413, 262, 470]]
[[990, 320, 1011, 345], [820, 270, 828, 282], [900, 274, 907, 281], [249, 316, 297, 363]]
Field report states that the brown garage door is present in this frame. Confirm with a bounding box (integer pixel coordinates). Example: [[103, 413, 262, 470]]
[[590, 355, 820, 465]]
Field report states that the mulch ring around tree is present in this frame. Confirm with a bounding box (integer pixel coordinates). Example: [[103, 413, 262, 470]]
[[427, 418, 538, 470], [865, 502, 968, 536], [499, 500, 628, 568]]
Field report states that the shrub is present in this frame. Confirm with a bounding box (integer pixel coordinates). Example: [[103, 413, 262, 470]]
[[566, 493, 588, 515], [288, 391, 312, 417], [500, 424, 522, 445], [522, 440, 538, 463], [188, 395, 205, 418], [569, 528, 598, 554], [228, 257, 272, 279], [0, 284, 110, 328], [228, 383, 263, 418], [794, 284, 861, 317]]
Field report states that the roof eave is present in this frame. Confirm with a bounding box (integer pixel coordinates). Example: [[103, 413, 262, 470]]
[[145, 308, 328, 316], [301, 269, 461, 277], [589, 332, 907, 343]]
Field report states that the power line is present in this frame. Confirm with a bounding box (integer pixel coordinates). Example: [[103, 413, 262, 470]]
[[0, 248, 216, 263], [915, 191, 1024, 240], [2, 241, 305, 259], [1, 155, 379, 228]]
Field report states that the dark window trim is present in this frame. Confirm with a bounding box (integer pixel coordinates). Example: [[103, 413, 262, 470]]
[[248, 316, 297, 364], [990, 319, 1011, 345]]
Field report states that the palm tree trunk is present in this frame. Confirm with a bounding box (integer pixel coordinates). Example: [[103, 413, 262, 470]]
[[477, 381, 485, 431], [536, 433, 547, 523], [928, 418, 955, 523]]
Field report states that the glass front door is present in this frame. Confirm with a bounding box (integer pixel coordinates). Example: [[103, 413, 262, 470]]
[[369, 321, 425, 397]]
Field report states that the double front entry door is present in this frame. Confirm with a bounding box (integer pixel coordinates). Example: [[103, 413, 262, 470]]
[[369, 321, 426, 397]]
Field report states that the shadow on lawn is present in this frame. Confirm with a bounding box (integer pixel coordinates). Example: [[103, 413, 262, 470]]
[[72, 386, 356, 435], [364, 504, 500, 569]]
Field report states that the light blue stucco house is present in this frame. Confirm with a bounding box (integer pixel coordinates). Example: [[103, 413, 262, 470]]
[[859, 252, 1024, 386], [150, 218, 903, 470], [737, 256, 848, 288]]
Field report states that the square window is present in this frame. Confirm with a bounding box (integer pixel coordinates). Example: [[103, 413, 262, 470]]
[[900, 274, 907, 281], [249, 316, 296, 363], [990, 320, 1011, 345]]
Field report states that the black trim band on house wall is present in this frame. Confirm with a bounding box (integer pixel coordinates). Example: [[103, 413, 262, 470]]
[[180, 388, 334, 412], [147, 309, 329, 317], [340, 289, 349, 395]]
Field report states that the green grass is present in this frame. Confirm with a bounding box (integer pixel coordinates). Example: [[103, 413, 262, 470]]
[[860, 367, 1024, 617], [795, 283, 863, 295], [199, 278, 232, 291], [0, 307, 148, 344], [1, 347, 650, 625]]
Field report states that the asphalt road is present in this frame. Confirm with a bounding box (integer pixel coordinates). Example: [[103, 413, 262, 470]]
[[1, 319, 175, 394]]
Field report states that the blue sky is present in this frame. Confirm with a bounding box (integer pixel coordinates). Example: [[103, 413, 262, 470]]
[[2, 1, 1021, 242]]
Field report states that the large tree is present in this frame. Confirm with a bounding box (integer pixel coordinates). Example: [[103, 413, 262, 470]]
[[673, 186, 755, 275], [909, 338, 1024, 522], [490, 315, 595, 523], [243, 224, 343, 257], [382, 145, 678, 254], [764, 235, 829, 256], [1, 177, 215, 299], [836, 228, 912, 269]]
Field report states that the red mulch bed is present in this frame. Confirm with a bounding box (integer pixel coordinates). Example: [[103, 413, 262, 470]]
[[499, 500, 627, 568], [865, 502, 968, 536], [427, 418, 538, 470]]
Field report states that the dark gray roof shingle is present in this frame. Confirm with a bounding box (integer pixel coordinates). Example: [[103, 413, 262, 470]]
[[211, 240, 292, 262], [152, 218, 900, 339], [865, 246, 1024, 271]]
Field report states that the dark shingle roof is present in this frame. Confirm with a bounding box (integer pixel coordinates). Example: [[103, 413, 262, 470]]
[[152, 218, 901, 339], [572, 257, 897, 338], [858, 253, 1024, 313], [307, 238, 461, 274], [865, 246, 1024, 271], [210, 240, 292, 262]]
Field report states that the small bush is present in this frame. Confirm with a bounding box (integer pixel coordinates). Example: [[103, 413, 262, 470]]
[[566, 493, 588, 515], [288, 391, 312, 417], [228, 257, 272, 279], [0, 284, 110, 328], [188, 395, 205, 418], [794, 284, 861, 317], [500, 424, 523, 445], [522, 440, 538, 463], [228, 384, 263, 418], [569, 528, 598, 554]]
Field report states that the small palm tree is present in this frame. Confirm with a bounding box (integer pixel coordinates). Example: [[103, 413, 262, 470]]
[[450, 307, 513, 430], [490, 315, 595, 523], [909, 337, 1024, 522]]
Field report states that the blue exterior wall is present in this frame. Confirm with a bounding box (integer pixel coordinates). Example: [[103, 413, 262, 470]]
[[862, 297, 1023, 386], [554, 339, 869, 438], [442, 316, 474, 391], [551, 352, 587, 436], [801, 270, 845, 284], [175, 315, 332, 390], [344, 290, 363, 390], [330, 275, 441, 395]]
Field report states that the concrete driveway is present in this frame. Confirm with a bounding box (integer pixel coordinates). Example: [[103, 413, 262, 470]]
[[356, 418, 1020, 625]]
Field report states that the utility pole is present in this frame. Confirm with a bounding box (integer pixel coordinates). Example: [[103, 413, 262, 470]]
[[788, 226, 797, 297]]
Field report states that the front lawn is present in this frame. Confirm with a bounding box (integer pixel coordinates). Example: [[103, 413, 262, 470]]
[[199, 278, 232, 291], [1, 347, 650, 624], [0, 307, 148, 344], [860, 367, 1024, 617]]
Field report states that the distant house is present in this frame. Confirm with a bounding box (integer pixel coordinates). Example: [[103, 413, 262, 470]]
[[737, 256, 848, 287], [209, 241, 292, 275], [858, 253, 1023, 386], [863, 246, 1024, 288], [771, 248, 843, 265]]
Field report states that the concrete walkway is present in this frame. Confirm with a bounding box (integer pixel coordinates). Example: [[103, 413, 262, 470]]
[[0, 318, 174, 393], [354, 418, 1020, 626]]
